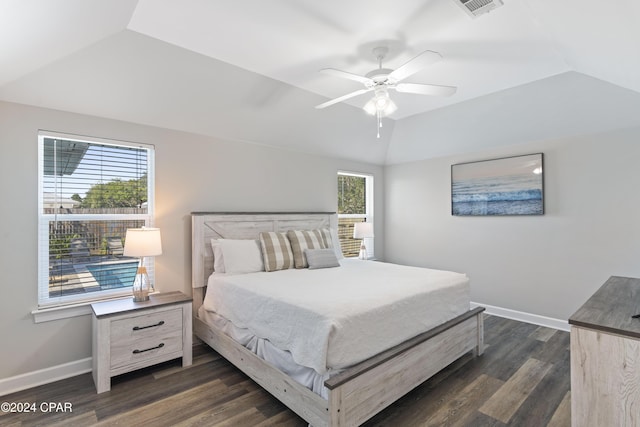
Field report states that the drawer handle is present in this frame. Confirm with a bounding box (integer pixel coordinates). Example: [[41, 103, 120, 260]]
[[132, 320, 165, 331], [133, 343, 165, 354]]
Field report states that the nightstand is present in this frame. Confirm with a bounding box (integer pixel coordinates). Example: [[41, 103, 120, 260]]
[[91, 291, 193, 393]]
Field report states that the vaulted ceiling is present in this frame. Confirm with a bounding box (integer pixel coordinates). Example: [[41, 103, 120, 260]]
[[2, 0, 640, 164]]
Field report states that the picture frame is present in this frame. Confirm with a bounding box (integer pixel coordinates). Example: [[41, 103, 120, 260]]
[[451, 153, 544, 216]]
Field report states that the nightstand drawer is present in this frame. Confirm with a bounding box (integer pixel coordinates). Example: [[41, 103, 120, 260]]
[[110, 330, 183, 370], [110, 307, 182, 342]]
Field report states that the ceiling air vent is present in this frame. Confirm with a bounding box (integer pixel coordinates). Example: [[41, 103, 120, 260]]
[[453, 0, 504, 18]]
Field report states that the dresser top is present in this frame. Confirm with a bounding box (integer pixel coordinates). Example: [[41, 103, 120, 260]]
[[569, 276, 640, 339], [91, 291, 192, 318]]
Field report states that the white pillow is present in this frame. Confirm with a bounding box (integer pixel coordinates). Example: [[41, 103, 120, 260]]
[[218, 239, 264, 274], [210, 239, 226, 273]]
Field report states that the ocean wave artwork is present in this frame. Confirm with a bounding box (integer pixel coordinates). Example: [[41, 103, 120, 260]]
[[451, 154, 544, 216]]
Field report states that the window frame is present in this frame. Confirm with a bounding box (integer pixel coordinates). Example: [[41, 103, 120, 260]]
[[37, 130, 155, 309], [337, 171, 374, 258]]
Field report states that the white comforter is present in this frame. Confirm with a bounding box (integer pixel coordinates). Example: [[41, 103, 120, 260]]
[[202, 259, 469, 374]]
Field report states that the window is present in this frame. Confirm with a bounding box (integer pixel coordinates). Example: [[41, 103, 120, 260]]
[[337, 171, 374, 258], [38, 131, 154, 307]]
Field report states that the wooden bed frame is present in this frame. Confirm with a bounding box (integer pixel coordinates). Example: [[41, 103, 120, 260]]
[[191, 212, 484, 426]]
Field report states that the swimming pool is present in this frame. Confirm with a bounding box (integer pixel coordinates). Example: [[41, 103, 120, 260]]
[[86, 260, 139, 289]]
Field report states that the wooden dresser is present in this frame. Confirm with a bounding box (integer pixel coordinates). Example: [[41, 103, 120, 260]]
[[569, 276, 640, 427], [91, 291, 193, 393]]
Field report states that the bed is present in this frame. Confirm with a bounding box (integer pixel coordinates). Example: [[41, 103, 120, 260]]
[[192, 212, 484, 426]]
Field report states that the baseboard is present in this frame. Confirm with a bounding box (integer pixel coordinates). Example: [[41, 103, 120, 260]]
[[0, 358, 92, 397], [471, 302, 570, 332]]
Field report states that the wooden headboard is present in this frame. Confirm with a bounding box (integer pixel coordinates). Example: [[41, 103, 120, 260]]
[[191, 212, 337, 312]]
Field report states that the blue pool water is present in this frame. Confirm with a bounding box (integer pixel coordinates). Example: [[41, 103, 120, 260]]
[[86, 261, 138, 289]]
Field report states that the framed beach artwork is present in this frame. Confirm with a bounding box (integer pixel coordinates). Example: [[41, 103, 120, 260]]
[[451, 153, 544, 216]]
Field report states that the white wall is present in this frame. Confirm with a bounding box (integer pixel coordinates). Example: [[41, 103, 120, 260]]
[[0, 100, 383, 381], [384, 126, 640, 321]]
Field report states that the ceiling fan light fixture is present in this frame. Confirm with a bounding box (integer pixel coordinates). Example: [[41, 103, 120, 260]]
[[363, 89, 397, 116], [363, 89, 399, 139], [363, 98, 377, 116], [375, 95, 389, 110], [381, 97, 397, 115]]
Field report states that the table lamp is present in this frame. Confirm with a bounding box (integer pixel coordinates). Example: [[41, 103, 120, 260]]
[[123, 227, 162, 301]]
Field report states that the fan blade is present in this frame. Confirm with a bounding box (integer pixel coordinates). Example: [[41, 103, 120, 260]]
[[395, 83, 457, 97], [315, 88, 372, 109], [389, 50, 442, 82], [320, 68, 373, 85]]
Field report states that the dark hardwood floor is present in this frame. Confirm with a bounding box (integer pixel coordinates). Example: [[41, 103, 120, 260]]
[[0, 315, 570, 426]]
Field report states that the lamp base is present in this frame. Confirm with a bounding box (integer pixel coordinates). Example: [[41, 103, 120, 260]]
[[358, 243, 368, 260], [132, 265, 151, 302]]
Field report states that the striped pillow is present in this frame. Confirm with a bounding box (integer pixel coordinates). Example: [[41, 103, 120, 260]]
[[314, 228, 344, 260], [317, 228, 333, 249], [259, 232, 295, 272], [287, 229, 327, 269]]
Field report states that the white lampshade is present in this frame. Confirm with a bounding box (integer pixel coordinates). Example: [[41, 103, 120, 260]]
[[353, 222, 374, 239], [123, 227, 163, 257]]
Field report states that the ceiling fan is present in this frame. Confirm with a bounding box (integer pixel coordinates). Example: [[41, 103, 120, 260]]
[[315, 46, 457, 138]]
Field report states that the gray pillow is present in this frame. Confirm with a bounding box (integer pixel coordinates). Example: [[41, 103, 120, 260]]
[[304, 248, 340, 270]]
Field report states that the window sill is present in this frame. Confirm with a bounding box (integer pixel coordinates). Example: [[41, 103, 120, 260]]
[[32, 294, 132, 323]]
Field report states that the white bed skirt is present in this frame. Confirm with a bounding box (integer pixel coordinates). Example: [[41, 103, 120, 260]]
[[198, 307, 336, 398]]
